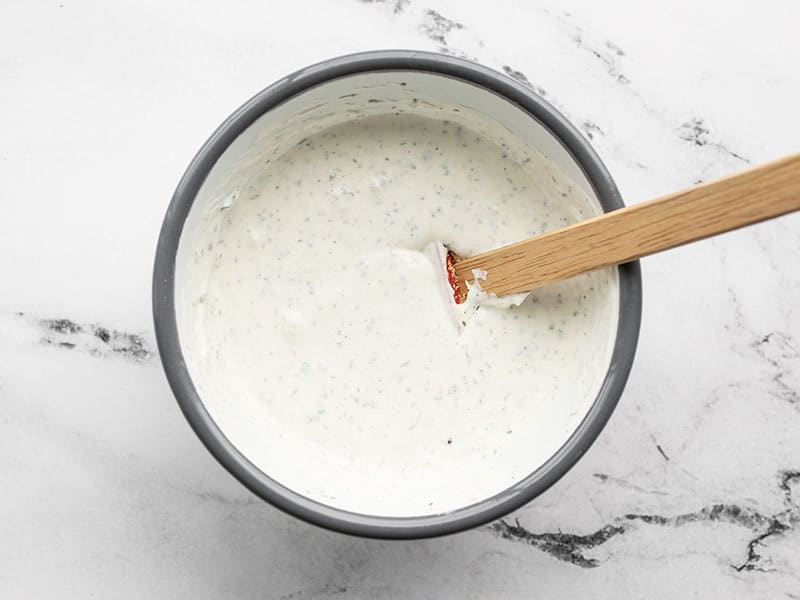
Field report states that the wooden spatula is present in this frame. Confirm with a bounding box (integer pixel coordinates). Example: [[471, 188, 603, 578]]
[[448, 153, 800, 303]]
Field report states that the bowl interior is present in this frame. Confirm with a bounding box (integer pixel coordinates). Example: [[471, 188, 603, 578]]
[[158, 57, 639, 538]]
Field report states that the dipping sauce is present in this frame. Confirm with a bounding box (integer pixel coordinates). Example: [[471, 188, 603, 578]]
[[177, 96, 618, 516]]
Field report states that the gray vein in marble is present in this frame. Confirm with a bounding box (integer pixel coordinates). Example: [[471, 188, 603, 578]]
[[580, 119, 605, 140], [592, 473, 670, 496], [490, 519, 624, 568], [500, 64, 531, 86], [188, 489, 263, 508], [567, 25, 630, 85], [357, 0, 408, 14], [500, 65, 548, 97], [436, 45, 478, 62], [752, 332, 799, 406], [14, 313, 155, 362], [736, 516, 790, 572], [645, 433, 672, 462], [735, 470, 800, 572], [752, 226, 790, 276], [714, 257, 799, 411], [678, 117, 749, 170], [490, 469, 800, 571], [655, 443, 670, 461], [779, 470, 800, 504], [419, 8, 463, 44], [605, 40, 626, 58]]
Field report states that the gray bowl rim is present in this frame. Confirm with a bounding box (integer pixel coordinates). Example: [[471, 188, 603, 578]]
[[153, 49, 642, 539]]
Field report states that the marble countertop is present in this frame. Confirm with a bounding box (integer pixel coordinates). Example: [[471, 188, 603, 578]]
[[2, 1, 799, 597]]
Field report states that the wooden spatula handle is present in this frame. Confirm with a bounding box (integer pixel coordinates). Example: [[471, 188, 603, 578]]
[[455, 153, 800, 297]]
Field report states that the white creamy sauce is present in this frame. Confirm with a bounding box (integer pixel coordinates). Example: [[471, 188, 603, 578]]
[[178, 96, 618, 517]]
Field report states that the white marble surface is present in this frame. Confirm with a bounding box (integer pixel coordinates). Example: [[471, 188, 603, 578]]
[[2, 0, 799, 597]]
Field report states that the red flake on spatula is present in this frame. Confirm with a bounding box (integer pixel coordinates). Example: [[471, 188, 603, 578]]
[[445, 249, 465, 304]]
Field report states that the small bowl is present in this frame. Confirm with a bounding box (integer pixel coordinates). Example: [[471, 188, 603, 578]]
[[153, 50, 642, 538]]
